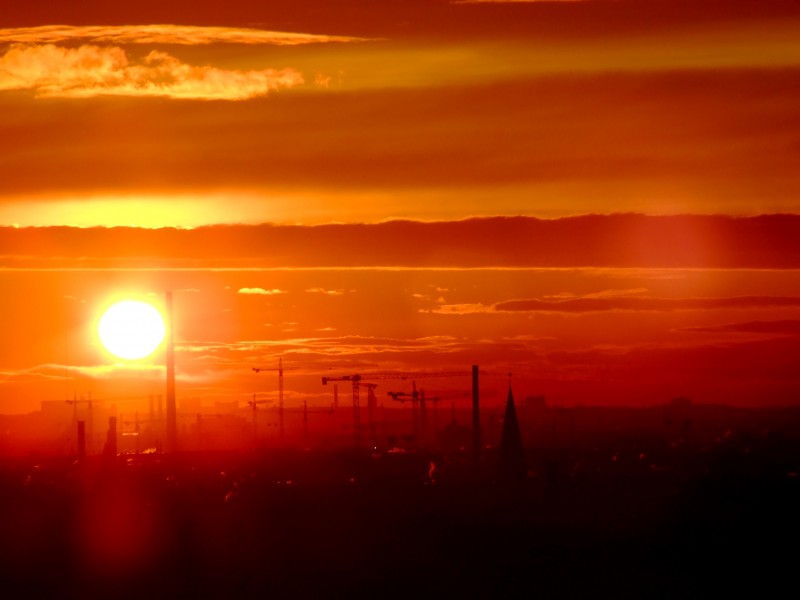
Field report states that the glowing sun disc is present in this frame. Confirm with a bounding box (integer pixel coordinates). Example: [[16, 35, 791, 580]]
[[98, 300, 166, 360]]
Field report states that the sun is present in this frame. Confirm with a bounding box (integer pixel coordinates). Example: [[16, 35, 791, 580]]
[[98, 300, 166, 360]]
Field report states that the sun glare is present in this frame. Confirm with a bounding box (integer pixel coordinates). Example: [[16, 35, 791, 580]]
[[98, 300, 166, 360]]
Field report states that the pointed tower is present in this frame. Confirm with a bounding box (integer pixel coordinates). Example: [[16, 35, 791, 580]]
[[498, 385, 526, 482]]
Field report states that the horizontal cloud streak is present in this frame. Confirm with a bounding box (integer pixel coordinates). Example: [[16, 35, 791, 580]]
[[306, 288, 345, 295], [237, 288, 287, 295], [0, 44, 302, 99], [424, 303, 494, 315], [177, 335, 488, 363], [1, 215, 799, 269], [0, 25, 370, 46], [682, 320, 800, 336], [2, 68, 799, 208], [495, 296, 800, 313]]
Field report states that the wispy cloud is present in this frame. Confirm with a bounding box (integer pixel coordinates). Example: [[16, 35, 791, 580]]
[[0, 367, 67, 383], [19, 362, 165, 381], [681, 320, 800, 336], [421, 303, 494, 315], [177, 335, 484, 363], [64, 363, 165, 379], [0, 25, 371, 46], [306, 288, 345, 296], [545, 288, 649, 300], [237, 287, 288, 295], [0, 44, 303, 100], [425, 295, 800, 315], [496, 296, 800, 313]]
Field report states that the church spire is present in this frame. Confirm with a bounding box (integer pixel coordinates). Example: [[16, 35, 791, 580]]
[[498, 383, 526, 482]]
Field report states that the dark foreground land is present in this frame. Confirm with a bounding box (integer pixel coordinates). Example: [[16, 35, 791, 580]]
[[1, 432, 799, 599]]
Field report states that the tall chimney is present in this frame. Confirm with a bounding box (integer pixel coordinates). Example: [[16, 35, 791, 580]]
[[166, 291, 177, 452], [472, 364, 480, 467]]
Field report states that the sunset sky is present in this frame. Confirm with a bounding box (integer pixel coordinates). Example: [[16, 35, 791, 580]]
[[1, 1, 800, 414]]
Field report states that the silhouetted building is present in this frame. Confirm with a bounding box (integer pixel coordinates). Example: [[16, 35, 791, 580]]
[[498, 385, 526, 481]]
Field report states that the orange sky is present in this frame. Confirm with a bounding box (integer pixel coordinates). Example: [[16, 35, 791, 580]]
[[1, 1, 800, 413]]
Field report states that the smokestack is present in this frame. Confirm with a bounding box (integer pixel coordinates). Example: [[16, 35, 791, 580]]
[[334, 384, 338, 409], [77, 420, 86, 461], [472, 364, 480, 467], [149, 394, 155, 422], [166, 291, 177, 452]]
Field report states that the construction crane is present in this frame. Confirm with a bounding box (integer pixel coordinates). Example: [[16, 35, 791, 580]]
[[322, 370, 472, 448], [387, 383, 426, 445], [387, 382, 438, 447], [247, 393, 270, 445], [252, 358, 285, 439]]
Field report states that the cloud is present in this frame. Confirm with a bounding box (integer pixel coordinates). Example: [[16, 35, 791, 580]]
[[422, 303, 494, 315], [21, 362, 165, 381], [425, 295, 800, 315], [67, 363, 165, 378], [0, 25, 370, 46], [494, 296, 800, 313], [682, 320, 800, 336], [177, 335, 487, 364], [2, 215, 800, 269], [306, 288, 344, 295], [418, 296, 800, 318], [0, 44, 303, 100], [502, 334, 552, 342], [237, 287, 287, 295], [3, 63, 800, 211], [0, 367, 66, 383], [551, 288, 649, 300]]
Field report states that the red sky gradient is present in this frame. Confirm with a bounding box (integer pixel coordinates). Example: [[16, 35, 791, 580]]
[[1, 1, 800, 413]]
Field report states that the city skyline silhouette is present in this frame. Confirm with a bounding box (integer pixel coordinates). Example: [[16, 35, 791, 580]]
[[1, 1, 799, 597]]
